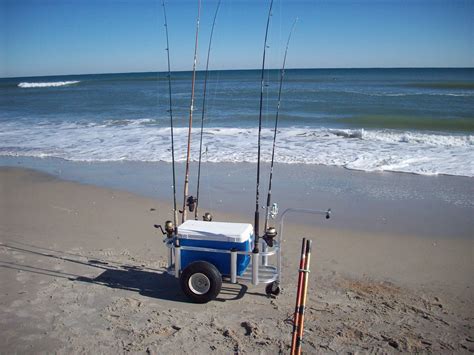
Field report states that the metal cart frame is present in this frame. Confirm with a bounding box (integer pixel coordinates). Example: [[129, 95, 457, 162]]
[[162, 208, 330, 299]]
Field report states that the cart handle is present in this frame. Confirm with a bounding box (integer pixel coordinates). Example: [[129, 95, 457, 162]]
[[278, 208, 331, 240], [277, 208, 331, 284]]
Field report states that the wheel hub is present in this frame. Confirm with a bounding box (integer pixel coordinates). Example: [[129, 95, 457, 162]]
[[188, 273, 211, 295]]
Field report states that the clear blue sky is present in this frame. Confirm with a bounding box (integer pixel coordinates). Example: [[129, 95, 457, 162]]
[[1, 0, 473, 78]]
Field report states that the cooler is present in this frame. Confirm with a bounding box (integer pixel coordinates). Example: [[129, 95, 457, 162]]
[[178, 220, 253, 276]]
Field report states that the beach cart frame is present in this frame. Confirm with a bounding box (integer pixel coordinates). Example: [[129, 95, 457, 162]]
[[161, 208, 330, 303]]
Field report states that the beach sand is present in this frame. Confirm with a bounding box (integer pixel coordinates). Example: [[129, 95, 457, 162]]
[[0, 167, 472, 353]]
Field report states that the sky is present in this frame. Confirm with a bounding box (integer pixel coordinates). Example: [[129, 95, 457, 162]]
[[0, 0, 473, 78]]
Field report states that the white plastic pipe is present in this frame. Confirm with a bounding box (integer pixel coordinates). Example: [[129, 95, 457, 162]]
[[261, 240, 268, 266], [175, 245, 181, 278], [230, 249, 237, 284], [252, 252, 259, 286]]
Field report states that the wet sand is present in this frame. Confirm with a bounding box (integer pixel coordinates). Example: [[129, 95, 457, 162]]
[[0, 167, 473, 353]]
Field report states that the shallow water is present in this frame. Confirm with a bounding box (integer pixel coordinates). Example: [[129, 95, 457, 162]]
[[1, 157, 472, 239]]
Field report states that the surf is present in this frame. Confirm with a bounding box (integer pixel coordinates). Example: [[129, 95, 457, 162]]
[[18, 81, 80, 88]]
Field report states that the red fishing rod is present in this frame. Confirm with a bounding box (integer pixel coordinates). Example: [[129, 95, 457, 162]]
[[297, 239, 312, 354], [291, 238, 307, 352]]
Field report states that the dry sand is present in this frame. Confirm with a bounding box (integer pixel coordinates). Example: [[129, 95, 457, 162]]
[[0, 167, 473, 353]]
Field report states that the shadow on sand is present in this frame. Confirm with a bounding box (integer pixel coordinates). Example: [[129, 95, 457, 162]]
[[0, 241, 249, 303]]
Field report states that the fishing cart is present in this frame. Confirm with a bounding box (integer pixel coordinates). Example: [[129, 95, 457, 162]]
[[157, 0, 330, 303], [156, 207, 330, 303]]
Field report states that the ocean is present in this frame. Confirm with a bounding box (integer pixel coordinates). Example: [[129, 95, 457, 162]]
[[0, 68, 473, 177]]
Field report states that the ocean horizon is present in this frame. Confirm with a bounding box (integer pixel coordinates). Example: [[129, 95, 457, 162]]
[[2, 66, 474, 80], [1, 68, 473, 177]]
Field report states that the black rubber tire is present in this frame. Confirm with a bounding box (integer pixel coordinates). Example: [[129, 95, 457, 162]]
[[265, 281, 281, 296], [179, 261, 222, 303]]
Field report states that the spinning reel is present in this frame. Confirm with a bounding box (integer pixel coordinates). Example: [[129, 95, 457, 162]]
[[263, 226, 277, 247], [154, 220, 175, 238], [186, 195, 198, 212]]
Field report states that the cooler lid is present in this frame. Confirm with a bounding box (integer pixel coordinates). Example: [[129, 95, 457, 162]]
[[178, 220, 253, 243]]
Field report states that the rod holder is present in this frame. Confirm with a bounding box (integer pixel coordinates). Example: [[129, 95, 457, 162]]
[[230, 249, 237, 284], [168, 246, 173, 269], [261, 240, 268, 266], [277, 240, 282, 283], [174, 245, 181, 278], [252, 251, 259, 286]]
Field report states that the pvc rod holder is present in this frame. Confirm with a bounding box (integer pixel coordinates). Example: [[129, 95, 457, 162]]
[[175, 245, 181, 278], [230, 249, 237, 284], [168, 246, 173, 269], [252, 252, 259, 286], [277, 241, 282, 283], [261, 240, 268, 266]]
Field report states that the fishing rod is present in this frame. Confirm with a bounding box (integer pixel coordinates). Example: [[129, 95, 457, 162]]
[[291, 238, 312, 355], [262, 18, 298, 246], [182, 0, 202, 223], [254, 0, 274, 253], [194, 0, 222, 221], [161, 0, 178, 234]]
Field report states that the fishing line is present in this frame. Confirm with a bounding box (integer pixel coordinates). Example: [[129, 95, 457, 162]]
[[254, 0, 274, 252], [195, 0, 222, 220], [199, 68, 221, 216], [161, 0, 178, 233], [263, 18, 298, 236]]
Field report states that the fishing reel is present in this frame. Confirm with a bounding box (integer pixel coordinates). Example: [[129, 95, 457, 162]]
[[202, 212, 213, 222], [262, 226, 277, 247], [154, 220, 175, 239], [186, 196, 198, 212]]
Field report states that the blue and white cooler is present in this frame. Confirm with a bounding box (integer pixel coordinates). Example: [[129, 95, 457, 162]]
[[178, 220, 253, 276]]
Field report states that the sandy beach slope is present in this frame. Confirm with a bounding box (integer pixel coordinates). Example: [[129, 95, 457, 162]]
[[0, 167, 472, 353]]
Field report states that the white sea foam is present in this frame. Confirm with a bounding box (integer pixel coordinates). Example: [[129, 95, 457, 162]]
[[342, 90, 474, 98], [18, 81, 80, 88], [0, 120, 473, 177]]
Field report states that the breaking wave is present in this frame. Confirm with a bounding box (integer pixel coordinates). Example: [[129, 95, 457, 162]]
[[18, 81, 80, 88], [0, 119, 473, 177]]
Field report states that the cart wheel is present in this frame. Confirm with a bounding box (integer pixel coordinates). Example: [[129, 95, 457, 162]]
[[265, 281, 281, 296], [180, 261, 222, 303]]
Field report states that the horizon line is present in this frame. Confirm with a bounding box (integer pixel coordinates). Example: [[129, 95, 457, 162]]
[[2, 66, 473, 80]]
